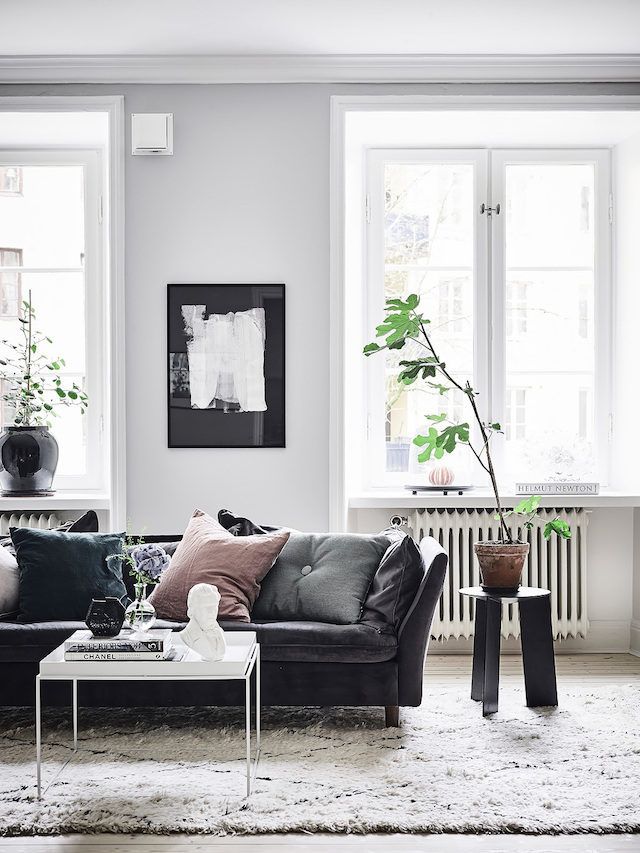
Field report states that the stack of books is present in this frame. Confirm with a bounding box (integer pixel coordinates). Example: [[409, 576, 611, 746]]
[[64, 629, 174, 661]]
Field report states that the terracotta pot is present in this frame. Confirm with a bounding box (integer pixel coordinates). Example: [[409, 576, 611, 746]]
[[474, 541, 530, 591]]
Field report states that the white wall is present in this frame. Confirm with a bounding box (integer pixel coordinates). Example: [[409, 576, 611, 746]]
[[122, 84, 332, 533]]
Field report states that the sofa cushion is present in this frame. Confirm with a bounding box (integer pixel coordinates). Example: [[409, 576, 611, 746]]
[[11, 529, 126, 622], [360, 528, 425, 632], [0, 618, 396, 665], [0, 546, 19, 619], [0, 509, 99, 556], [148, 510, 290, 621], [252, 532, 389, 624], [217, 509, 282, 536]]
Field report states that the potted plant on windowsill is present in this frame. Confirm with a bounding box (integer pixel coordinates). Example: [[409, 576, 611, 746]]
[[364, 293, 571, 591], [0, 293, 88, 496]]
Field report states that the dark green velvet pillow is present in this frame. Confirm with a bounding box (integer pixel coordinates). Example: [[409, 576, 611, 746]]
[[11, 528, 126, 622], [252, 532, 389, 624]]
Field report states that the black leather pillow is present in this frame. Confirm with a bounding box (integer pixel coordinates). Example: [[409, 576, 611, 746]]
[[217, 509, 281, 536], [359, 528, 424, 633], [12, 528, 126, 622]]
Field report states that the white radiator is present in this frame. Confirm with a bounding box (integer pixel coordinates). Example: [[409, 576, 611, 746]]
[[409, 508, 588, 641], [0, 512, 63, 536]]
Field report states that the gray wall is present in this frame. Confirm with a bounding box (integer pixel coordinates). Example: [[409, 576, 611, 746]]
[[2, 82, 640, 534]]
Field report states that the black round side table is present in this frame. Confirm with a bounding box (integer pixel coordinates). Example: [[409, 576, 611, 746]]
[[459, 586, 558, 717]]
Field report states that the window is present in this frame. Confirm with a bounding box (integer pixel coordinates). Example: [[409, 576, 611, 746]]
[[0, 151, 105, 488], [0, 166, 22, 196], [365, 148, 610, 486], [0, 248, 22, 317]]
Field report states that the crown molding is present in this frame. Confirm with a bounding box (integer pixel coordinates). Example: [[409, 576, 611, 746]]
[[0, 53, 639, 84]]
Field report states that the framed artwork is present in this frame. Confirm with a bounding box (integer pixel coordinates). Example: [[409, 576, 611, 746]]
[[167, 283, 285, 448]]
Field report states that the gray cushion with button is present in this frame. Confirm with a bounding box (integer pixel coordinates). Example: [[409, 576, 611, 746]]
[[252, 532, 390, 624]]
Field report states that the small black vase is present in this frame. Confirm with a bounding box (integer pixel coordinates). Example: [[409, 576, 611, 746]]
[[0, 426, 59, 496]]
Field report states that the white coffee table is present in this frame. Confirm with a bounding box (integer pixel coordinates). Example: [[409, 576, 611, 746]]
[[36, 631, 260, 800]]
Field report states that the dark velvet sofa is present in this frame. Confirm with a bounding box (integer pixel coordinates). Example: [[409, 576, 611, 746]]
[[0, 535, 447, 726]]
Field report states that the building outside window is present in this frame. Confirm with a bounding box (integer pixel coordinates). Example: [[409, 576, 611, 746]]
[[0, 248, 22, 317], [506, 280, 528, 338], [0, 166, 23, 196]]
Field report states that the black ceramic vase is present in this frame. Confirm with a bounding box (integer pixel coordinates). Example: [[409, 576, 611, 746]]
[[0, 426, 59, 496]]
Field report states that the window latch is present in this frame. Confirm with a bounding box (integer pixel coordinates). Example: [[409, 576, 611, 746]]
[[480, 203, 501, 216]]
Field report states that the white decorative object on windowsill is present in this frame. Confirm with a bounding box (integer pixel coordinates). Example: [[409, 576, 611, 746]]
[[178, 583, 227, 661]]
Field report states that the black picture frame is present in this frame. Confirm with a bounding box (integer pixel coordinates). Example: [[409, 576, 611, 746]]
[[167, 283, 285, 448]]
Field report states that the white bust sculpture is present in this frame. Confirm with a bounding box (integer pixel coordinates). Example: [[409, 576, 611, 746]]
[[178, 583, 227, 661]]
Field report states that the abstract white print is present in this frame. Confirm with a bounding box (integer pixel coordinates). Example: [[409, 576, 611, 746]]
[[181, 305, 267, 412]]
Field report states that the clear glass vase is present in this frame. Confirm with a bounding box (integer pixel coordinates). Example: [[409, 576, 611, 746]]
[[124, 582, 156, 632]]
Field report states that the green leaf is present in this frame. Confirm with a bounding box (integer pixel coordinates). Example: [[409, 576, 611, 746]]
[[413, 422, 470, 463], [55, 388, 66, 398], [67, 390, 78, 400], [543, 518, 572, 540], [428, 382, 450, 395], [363, 342, 381, 355], [426, 413, 447, 423], [513, 495, 541, 515], [406, 293, 419, 310], [490, 422, 502, 431]]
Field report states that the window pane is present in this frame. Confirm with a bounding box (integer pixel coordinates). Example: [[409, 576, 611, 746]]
[[504, 160, 596, 481], [382, 162, 475, 474], [0, 165, 85, 268], [505, 163, 595, 269], [0, 272, 87, 476], [384, 163, 474, 267]]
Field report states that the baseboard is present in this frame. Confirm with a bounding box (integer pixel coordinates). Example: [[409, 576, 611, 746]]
[[630, 620, 640, 658], [430, 619, 631, 655]]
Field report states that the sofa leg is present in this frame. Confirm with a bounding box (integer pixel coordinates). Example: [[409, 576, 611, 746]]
[[385, 705, 400, 727]]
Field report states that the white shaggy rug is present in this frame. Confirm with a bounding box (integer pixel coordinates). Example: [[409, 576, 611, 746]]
[[1, 684, 640, 836]]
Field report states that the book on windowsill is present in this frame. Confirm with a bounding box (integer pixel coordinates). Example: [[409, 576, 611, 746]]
[[64, 647, 184, 662], [63, 628, 173, 654], [515, 482, 600, 496]]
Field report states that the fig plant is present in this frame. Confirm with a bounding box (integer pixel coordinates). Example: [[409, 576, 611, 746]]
[[364, 293, 570, 544], [0, 293, 88, 428]]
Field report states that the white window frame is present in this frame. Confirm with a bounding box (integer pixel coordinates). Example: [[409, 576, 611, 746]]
[[490, 149, 612, 485], [0, 148, 106, 490], [363, 146, 612, 488], [364, 148, 488, 489]]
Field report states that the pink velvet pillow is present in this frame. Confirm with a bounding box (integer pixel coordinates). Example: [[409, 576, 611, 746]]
[[148, 509, 290, 621]]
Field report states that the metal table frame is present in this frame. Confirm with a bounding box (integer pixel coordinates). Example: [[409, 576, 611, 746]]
[[36, 642, 260, 800]]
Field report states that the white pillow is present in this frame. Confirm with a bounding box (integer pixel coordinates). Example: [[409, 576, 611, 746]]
[[0, 544, 19, 618]]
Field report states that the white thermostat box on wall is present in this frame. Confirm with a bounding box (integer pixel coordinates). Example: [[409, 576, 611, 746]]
[[131, 113, 173, 155]]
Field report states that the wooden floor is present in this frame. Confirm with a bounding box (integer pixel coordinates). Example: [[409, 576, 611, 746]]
[[425, 651, 640, 685], [2, 654, 640, 853]]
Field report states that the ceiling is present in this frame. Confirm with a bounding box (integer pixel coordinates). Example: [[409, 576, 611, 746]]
[[1, 0, 640, 57]]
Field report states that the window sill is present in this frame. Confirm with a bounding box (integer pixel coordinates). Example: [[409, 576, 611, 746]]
[[349, 488, 640, 510], [0, 492, 110, 511]]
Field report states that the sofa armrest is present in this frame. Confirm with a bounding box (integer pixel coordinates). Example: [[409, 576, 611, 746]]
[[396, 536, 448, 706]]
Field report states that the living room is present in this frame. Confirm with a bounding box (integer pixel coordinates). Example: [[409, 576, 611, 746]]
[[0, 1, 639, 850]]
